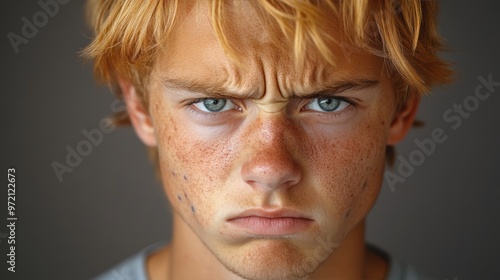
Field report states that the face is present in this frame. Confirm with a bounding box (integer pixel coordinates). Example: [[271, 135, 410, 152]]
[[129, 2, 410, 280]]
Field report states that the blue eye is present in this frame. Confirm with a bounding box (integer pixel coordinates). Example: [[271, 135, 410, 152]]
[[192, 98, 236, 112], [305, 97, 350, 112]]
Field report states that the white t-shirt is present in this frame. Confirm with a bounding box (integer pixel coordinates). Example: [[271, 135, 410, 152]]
[[94, 243, 430, 280]]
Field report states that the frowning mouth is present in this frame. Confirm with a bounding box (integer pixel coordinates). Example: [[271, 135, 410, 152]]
[[227, 209, 314, 236]]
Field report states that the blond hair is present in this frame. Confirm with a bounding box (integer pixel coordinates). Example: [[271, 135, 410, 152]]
[[83, 0, 452, 165]]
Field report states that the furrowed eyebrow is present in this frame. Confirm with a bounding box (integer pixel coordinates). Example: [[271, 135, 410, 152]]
[[162, 77, 379, 99], [296, 79, 380, 99], [162, 77, 258, 99]]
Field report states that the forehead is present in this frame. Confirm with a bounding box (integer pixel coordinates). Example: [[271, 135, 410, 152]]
[[154, 1, 384, 96]]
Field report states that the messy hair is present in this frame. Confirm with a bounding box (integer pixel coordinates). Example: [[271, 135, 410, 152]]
[[83, 0, 452, 166]]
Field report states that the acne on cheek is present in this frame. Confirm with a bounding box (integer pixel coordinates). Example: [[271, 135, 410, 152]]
[[151, 87, 237, 225], [174, 187, 197, 216], [343, 159, 385, 228], [163, 163, 195, 214], [312, 130, 383, 221], [344, 208, 351, 219], [159, 139, 234, 225], [167, 167, 212, 224], [154, 118, 204, 217]]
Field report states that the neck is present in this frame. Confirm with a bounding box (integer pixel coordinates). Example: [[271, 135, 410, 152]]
[[148, 214, 378, 280]]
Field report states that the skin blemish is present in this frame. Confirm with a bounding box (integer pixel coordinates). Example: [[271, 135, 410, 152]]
[[362, 181, 367, 190], [344, 209, 351, 219], [183, 175, 188, 181], [171, 171, 177, 176], [191, 205, 196, 213], [177, 194, 182, 202]]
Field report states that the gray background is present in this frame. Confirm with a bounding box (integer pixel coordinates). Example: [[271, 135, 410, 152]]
[[0, 1, 499, 279]]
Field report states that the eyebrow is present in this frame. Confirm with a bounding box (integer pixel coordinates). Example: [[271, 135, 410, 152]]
[[162, 77, 380, 99], [298, 79, 380, 99], [162, 77, 258, 99]]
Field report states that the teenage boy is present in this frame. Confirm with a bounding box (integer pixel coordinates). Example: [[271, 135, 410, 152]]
[[85, 0, 452, 279]]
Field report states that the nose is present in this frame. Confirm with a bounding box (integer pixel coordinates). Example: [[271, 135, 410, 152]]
[[240, 114, 302, 192]]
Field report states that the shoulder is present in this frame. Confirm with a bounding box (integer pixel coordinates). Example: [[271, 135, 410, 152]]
[[92, 242, 165, 280], [368, 244, 435, 280]]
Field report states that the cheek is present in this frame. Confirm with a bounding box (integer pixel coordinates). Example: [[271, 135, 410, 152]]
[[304, 114, 388, 226], [152, 104, 239, 225]]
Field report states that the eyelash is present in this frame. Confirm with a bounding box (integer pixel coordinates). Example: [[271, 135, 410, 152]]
[[186, 99, 241, 119], [301, 96, 356, 117], [186, 96, 356, 117]]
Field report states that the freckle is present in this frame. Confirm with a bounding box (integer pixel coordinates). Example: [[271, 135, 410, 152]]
[[177, 195, 182, 201], [191, 205, 196, 213], [183, 175, 188, 181]]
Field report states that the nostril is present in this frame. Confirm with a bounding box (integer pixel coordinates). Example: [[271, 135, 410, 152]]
[[239, 115, 302, 191], [241, 156, 302, 191]]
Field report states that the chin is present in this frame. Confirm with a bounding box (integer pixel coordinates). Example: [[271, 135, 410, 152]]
[[214, 239, 327, 280]]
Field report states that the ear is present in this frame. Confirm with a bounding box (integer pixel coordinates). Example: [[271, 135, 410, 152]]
[[386, 95, 420, 145], [118, 78, 157, 147]]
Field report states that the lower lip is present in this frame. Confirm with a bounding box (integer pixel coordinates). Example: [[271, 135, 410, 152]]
[[228, 216, 313, 236]]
